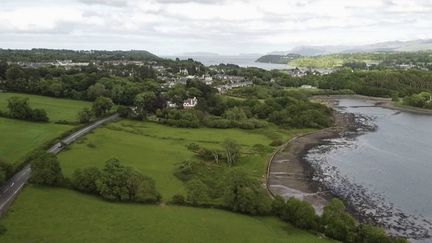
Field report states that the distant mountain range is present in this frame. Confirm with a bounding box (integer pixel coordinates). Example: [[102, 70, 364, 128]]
[[269, 39, 432, 57]]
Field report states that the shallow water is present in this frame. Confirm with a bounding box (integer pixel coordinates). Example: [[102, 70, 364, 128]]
[[305, 98, 432, 239]]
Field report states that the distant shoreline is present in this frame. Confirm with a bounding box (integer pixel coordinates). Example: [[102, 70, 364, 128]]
[[315, 94, 432, 115]]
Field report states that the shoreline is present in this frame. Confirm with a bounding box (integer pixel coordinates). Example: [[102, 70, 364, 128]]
[[266, 94, 432, 241], [315, 94, 432, 115], [266, 105, 357, 214]]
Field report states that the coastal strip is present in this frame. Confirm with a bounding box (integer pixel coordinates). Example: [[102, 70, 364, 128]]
[[266, 105, 356, 214]]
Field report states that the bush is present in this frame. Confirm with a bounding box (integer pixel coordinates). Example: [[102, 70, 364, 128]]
[[72, 167, 101, 194], [77, 107, 94, 123], [271, 195, 286, 217], [92, 96, 114, 117], [131, 172, 161, 203], [356, 224, 392, 243], [171, 194, 186, 205], [186, 143, 200, 152], [117, 105, 130, 118], [31, 108, 49, 122], [282, 197, 318, 230], [186, 179, 210, 206], [29, 152, 64, 186], [6, 96, 49, 122], [321, 198, 356, 242], [223, 169, 271, 215], [173, 160, 195, 182], [95, 159, 161, 203], [270, 139, 284, 146]]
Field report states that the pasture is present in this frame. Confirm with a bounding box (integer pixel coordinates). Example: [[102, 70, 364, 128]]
[[0, 92, 91, 122], [0, 186, 333, 243], [58, 120, 312, 199]]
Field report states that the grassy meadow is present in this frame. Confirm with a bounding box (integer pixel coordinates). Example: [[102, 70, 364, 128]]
[[0, 93, 91, 163], [0, 117, 72, 163], [0, 92, 91, 122], [0, 185, 334, 243], [58, 120, 313, 199]]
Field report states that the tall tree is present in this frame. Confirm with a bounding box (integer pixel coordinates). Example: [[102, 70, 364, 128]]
[[30, 152, 64, 186], [7, 96, 32, 120], [92, 96, 114, 117], [134, 91, 156, 115]]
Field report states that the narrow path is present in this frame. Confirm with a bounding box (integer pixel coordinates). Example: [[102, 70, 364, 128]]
[[266, 110, 354, 215], [0, 114, 119, 217]]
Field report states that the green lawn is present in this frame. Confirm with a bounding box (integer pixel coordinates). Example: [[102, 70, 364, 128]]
[[0, 92, 91, 122], [0, 185, 334, 243], [58, 120, 312, 199], [0, 117, 72, 163]]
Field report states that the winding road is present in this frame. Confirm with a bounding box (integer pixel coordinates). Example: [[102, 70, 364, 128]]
[[0, 113, 119, 216]]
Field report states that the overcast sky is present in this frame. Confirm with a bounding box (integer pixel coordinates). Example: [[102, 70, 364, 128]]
[[1, 0, 431, 55]]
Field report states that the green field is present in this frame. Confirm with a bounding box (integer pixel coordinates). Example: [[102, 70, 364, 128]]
[[59, 120, 312, 199], [0, 92, 91, 122], [0, 117, 72, 163], [0, 185, 333, 243], [0, 93, 91, 163]]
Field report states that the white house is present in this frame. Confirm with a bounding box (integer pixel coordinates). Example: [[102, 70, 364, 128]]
[[183, 97, 198, 108], [166, 101, 178, 108], [300, 85, 316, 89], [179, 69, 189, 75]]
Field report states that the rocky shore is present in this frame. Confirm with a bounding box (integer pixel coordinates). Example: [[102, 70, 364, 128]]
[[267, 96, 432, 242], [267, 102, 358, 214]]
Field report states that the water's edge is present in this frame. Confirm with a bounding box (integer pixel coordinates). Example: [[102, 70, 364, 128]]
[[304, 98, 432, 241]]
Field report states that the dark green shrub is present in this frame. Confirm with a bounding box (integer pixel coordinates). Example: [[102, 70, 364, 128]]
[[186, 179, 210, 206], [282, 197, 318, 230], [223, 169, 271, 215], [171, 194, 186, 205], [321, 198, 356, 242]]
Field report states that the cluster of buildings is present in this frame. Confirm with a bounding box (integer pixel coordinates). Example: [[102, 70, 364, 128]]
[[285, 67, 333, 77], [11, 60, 90, 69], [11, 59, 162, 70]]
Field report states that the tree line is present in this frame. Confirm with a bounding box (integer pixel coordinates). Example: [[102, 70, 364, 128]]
[[28, 151, 161, 203]]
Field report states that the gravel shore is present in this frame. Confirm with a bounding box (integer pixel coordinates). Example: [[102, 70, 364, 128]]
[[267, 100, 357, 214], [267, 95, 432, 241]]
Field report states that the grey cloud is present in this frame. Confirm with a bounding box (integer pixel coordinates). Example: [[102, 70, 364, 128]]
[[1, 0, 432, 54], [78, 0, 128, 7], [155, 0, 223, 3]]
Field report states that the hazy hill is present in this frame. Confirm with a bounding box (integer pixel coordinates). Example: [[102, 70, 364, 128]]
[[255, 54, 302, 64], [0, 49, 161, 62], [268, 39, 432, 57]]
